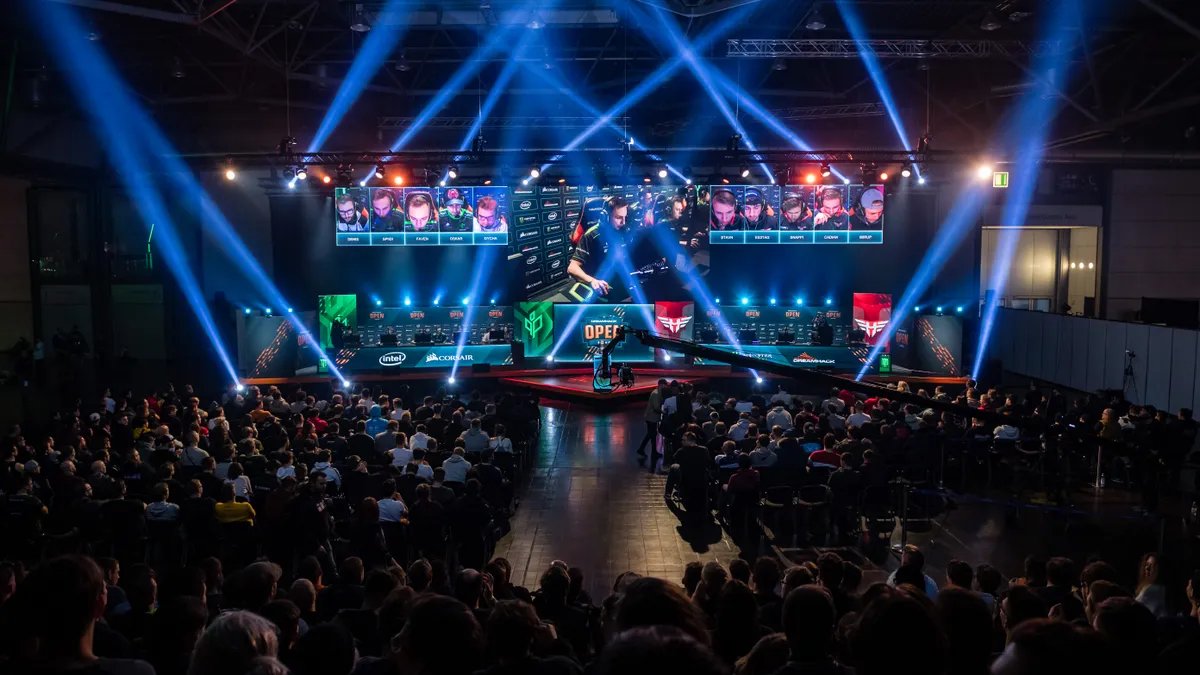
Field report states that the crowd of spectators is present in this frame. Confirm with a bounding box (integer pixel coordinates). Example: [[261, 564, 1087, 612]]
[[0, 377, 1197, 675]]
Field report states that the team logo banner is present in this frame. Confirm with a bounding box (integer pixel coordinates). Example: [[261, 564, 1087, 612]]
[[514, 302, 554, 357], [852, 292, 892, 350], [329, 345, 514, 373]]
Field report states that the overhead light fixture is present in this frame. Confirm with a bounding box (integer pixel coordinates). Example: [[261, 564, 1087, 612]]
[[529, 167, 541, 178], [394, 51, 411, 72], [374, 164, 386, 180], [740, 164, 750, 178], [842, 177, 851, 185], [223, 160, 236, 181], [820, 162, 831, 177], [350, 3, 372, 32], [918, 176, 927, 185], [447, 164, 459, 179], [805, 173, 817, 184], [879, 171, 889, 181], [657, 166, 668, 179], [805, 4, 827, 31], [321, 175, 332, 184], [900, 162, 913, 178], [772, 58, 787, 72], [171, 56, 186, 79], [980, 10, 1002, 31], [526, 10, 545, 29], [295, 165, 308, 181], [977, 164, 993, 180]]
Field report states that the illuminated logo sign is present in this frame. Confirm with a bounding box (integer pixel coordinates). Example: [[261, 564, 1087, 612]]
[[657, 315, 692, 335], [792, 352, 837, 365], [408, 311, 425, 319], [584, 323, 624, 340], [424, 352, 474, 363], [785, 310, 802, 319], [706, 309, 721, 318], [544, 236, 564, 247], [525, 255, 539, 266], [517, 228, 540, 240], [520, 242, 541, 254], [523, 313, 544, 336], [565, 209, 581, 220], [745, 310, 760, 318], [540, 186, 560, 194], [512, 187, 535, 196], [517, 214, 540, 226], [545, 211, 559, 221], [853, 318, 890, 338], [369, 311, 385, 320], [379, 352, 407, 366], [545, 248, 563, 259], [564, 196, 581, 207], [518, 200, 534, 210], [549, 259, 563, 271], [449, 310, 465, 319], [541, 198, 561, 208], [488, 309, 505, 319]]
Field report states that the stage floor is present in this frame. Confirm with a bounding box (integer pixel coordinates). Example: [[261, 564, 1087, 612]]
[[499, 372, 705, 403]]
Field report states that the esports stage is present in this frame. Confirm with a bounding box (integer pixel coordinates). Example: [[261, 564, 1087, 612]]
[[237, 294, 965, 405]]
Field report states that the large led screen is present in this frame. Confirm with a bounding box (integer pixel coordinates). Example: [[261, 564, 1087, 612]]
[[707, 183, 885, 244], [334, 185, 509, 246]]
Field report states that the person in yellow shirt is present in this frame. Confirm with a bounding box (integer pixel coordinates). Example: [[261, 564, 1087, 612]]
[[214, 482, 255, 526]]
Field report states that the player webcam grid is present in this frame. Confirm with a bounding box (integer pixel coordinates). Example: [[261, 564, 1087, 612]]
[[334, 185, 510, 246], [708, 183, 886, 244]]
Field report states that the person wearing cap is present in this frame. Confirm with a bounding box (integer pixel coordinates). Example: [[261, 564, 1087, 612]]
[[742, 188, 778, 230], [439, 189, 473, 232], [813, 187, 850, 231], [849, 187, 885, 231]]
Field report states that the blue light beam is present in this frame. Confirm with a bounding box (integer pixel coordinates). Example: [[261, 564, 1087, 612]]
[[309, 0, 411, 152]]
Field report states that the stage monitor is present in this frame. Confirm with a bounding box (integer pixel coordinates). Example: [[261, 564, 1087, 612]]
[[334, 185, 509, 246], [707, 183, 885, 244]]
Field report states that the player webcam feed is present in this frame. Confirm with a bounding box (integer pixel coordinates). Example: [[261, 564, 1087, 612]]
[[708, 183, 884, 244], [334, 186, 509, 246]]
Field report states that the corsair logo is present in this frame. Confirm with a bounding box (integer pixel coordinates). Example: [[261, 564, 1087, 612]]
[[657, 315, 692, 335], [425, 352, 475, 363], [378, 352, 407, 367], [519, 200, 533, 210], [853, 318, 889, 338], [792, 353, 836, 365]]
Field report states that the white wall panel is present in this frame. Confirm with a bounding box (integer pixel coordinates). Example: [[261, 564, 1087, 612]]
[[1170, 329, 1197, 413], [1086, 319, 1108, 393], [1145, 326, 1174, 410], [1126, 324, 1150, 404]]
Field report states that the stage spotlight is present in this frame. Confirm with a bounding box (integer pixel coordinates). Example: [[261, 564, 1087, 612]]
[[286, 307, 293, 313], [918, 176, 927, 185], [448, 376, 457, 384], [663, 353, 672, 362], [685, 178, 693, 185], [740, 165, 750, 178], [264, 307, 272, 315], [901, 163, 913, 178], [976, 164, 993, 180], [461, 296, 470, 305], [842, 177, 851, 185], [526, 10, 545, 29], [295, 165, 308, 181], [375, 299, 383, 307], [769, 297, 777, 305], [559, 178, 567, 184], [403, 297, 412, 306], [755, 376, 764, 384], [483, 179, 492, 185], [935, 306, 944, 314], [721, 178, 730, 184], [374, 164, 386, 180], [796, 298, 804, 305], [825, 298, 832, 306], [879, 171, 889, 181], [447, 164, 458, 179], [914, 306, 922, 312], [740, 297, 749, 305], [341, 379, 351, 389], [1088, 262, 1094, 269], [715, 298, 721, 304], [392, 175, 403, 186], [804, 173, 817, 184], [321, 175, 332, 184], [243, 307, 251, 315], [861, 164, 878, 184], [235, 383, 245, 392], [820, 162, 832, 177], [433, 297, 441, 305], [529, 167, 541, 178], [545, 355, 555, 363], [956, 306, 964, 313], [657, 166, 668, 179], [980, 9, 1002, 31], [287, 180, 296, 190], [642, 177, 651, 184], [438, 180, 446, 187], [489, 298, 496, 305], [805, 4, 827, 30], [224, 165, 236, 181]]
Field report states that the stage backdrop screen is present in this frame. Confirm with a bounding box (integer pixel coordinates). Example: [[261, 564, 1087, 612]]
[[334, 185, 509, 246], [551, 304, 658, 363], [707, 183, 884, 244]]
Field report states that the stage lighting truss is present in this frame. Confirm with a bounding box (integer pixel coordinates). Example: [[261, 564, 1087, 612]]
[[336, 164, 353, 187], [294, 165, 308, 181], [820, 162, 832, 177], [725, 39, 1065, 59], [900, 162, 913, 178], [223, 158, 236, 181], [860, 163, 878, 184], [447, 164, 459, 179]]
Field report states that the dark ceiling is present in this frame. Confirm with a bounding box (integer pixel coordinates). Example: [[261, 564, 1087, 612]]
[[3, 0, 1200, 159]]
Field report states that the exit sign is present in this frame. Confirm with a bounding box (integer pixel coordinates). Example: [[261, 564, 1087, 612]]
[[879, 354, 891, 373], [992, 171, 1010, 188]]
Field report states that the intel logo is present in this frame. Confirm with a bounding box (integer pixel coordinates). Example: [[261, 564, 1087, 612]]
[[546, 211, 559, 221], [519, 200, 533, 210], [378, 352, 407, 366]]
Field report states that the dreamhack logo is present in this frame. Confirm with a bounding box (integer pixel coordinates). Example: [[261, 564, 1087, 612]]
[[378, 352, 407, 366], [657, 315, 692, 335], [793, 352, 837, 365], [424, 352, 474, 363], [854, 318, 889, 338]]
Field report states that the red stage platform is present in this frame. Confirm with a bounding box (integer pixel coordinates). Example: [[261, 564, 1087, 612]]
[[499, 371, 708, 404]]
